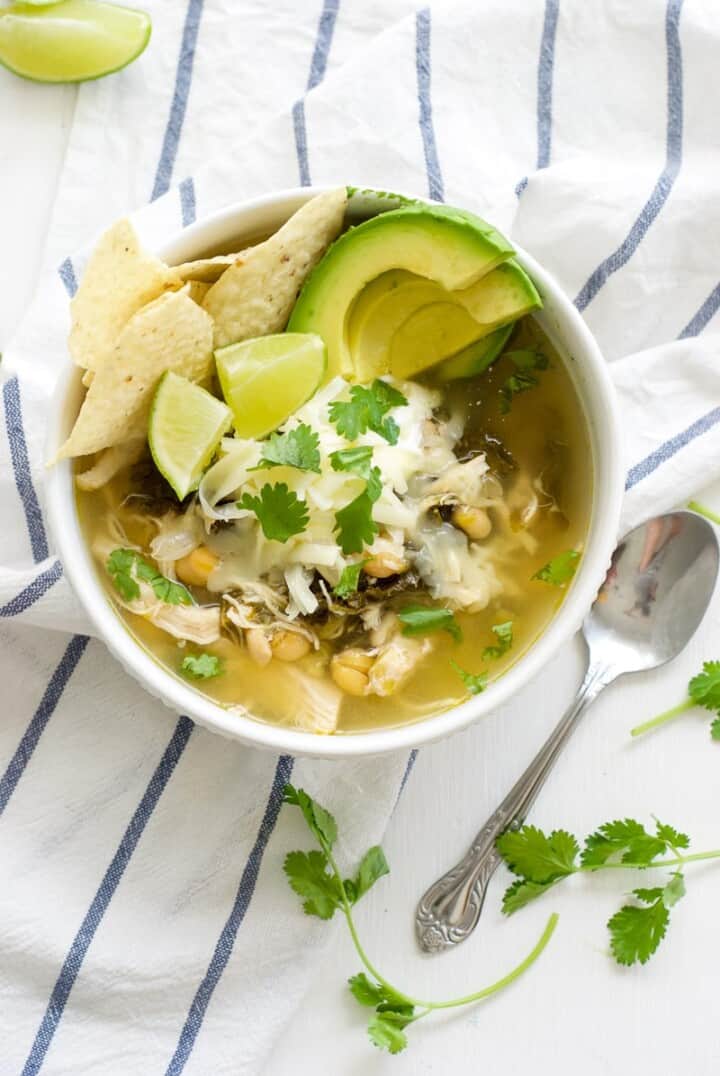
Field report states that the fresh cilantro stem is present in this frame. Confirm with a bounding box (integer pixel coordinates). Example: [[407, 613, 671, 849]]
[[325, 831, 557, 1013], [630, 698, 695, 737], [577, 849, 720, 872], [688, 500, 720, 526]]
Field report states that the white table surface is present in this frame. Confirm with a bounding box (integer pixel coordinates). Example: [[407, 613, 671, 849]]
[[4, 69, 720, 1076]]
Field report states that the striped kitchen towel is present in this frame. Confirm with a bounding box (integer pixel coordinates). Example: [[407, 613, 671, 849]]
[[1, 1, 720, 1072]]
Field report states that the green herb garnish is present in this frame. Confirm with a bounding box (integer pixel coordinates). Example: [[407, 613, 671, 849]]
[[398, 604, 462, 642], [333, 560, 368, 599], [499, 350, 548, 413], [254, 424, 320, 473], [238, 482, 309, 543], [483, 620, 513, 660], [532, 550, 580, 586], [496, 817, 720, 965], [106, 548, 192, 605], [283, 784, 558, 1054], [334, 483, 380, 555], [450, 660, 487, 694], [329, 380, 408, 444], [330, 445, 374, 478], [631, 660, 720, 740], [181, 653, 223, 680]]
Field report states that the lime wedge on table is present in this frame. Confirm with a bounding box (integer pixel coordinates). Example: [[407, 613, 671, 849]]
[[215, 333, 327, 440], [149, 373, 232, 501], [0, 0, 151, 84]]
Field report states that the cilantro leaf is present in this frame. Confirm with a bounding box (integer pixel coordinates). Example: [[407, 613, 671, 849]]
[[333, 560, 368, 599], [580, 819, 667, 868], [450, 660, 487, 695], [107, 548, 140, 601], [181, 653, 223, 680], [399, 604, 462, 643], [689, 660, 720, 714], [283, 850, 343, 919], [329, 380, 408, 444], [608, 893, 670, 965], [712, 718, 720, 741], [499, 351, 548, 413], [254, 424, 320, 473], [348, 973, 386, 1008], [238, 482, 309, 542], [107, 548, 192, 605], [501, 878, 556, 915], [662, 872, 686, 908], [352, 846, 390, 902], [368, 1012, 410, 1054], [532, 550, 580, 587], [654, 820, 690, 852], [330, 445, 374, 478], [335, 489, 379, 555], [496, 825, 579, 883], [283, 784, 337, 850], [482, 621, 513, 661]]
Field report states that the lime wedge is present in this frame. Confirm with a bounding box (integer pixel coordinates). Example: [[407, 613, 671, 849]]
[[0, 0, 151, 84], [215, 333, 327, 439], [149, 372, 232, 500]]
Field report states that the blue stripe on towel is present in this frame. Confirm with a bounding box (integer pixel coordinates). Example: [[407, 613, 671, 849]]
[[292, 0, 340, 186], [164, 754, 294, 1075], [0, 559, 63, 618], [3, 377, 50, 563], [537, 0, 560, 169], [575, 0, 684, 312], [58, 258, 78, 298], [179, 176, 197, 227], [416, 8, 444, 202], [625, 404, 720, 490], [677, 281, 720, 339], [151, 0, 205, 201], [0, 635, 89, 815], [21, 715, 194, 1076]]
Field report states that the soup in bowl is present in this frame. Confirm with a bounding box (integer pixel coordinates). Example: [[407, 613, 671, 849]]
[[46, 186, 623, 756]]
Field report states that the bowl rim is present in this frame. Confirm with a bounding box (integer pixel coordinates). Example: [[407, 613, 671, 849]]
[[45, 185, 625, 758]]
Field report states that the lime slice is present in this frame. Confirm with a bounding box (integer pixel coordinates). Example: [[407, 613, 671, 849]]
[[0, 0, 151, 84], [215, 333, 327, 439], [149, 372, 232, 500]]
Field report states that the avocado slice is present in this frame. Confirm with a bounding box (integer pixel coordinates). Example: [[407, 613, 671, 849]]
[[434, 323, 513, 382], [347, 258, 541, 382], [287, 203, 515, 379]]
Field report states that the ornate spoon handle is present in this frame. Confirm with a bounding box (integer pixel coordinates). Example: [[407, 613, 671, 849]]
[[415, 662, 614, 953]]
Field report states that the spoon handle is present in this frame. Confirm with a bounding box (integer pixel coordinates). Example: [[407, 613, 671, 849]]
[[415, 661, 614, 954]]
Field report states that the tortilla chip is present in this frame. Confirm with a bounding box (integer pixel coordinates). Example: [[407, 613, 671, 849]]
[[69, 219, 183, 372], [203, 188, 347, 349], [186, 279, 212, 306], [173, 253, 240, 283], [75, 437, 146, 490], [57, 288, 213, 460]]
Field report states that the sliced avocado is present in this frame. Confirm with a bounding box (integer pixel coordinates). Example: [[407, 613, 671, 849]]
[[349, 258, 541, 382], [435, 323, 513, 382], [287, 203, 515, 380]]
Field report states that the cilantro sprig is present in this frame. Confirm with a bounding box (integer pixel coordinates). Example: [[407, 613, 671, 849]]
[[631, 660, 720, 740], [181, 653, 223, 680], [334, 464, 383, 555], [532, 550, 580, 587], [333, 560, 368, 599], [329, 379, 408, 445], [451, 620, 513, 695], [283, 784, 558, 1055], [497, 817, 720, 965], [238, 482, 309, 542], [106, 548, 192, 605], [253, 424, 320, 473], [499, 350, 548, 414]]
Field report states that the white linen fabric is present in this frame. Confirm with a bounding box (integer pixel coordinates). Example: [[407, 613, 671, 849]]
[[1, 0, 720, 1072]]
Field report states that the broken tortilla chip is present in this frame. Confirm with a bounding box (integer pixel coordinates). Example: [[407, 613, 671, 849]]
[[57, 288, 214, 460], [203, 188, 347, 349], [173, 253, 241, 283], [75, 437, 146, 490], [186, 279, 212, 306], [69, 219, 183, 372]]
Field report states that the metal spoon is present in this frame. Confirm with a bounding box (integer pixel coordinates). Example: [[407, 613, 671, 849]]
[[416, 509, 719, 954]]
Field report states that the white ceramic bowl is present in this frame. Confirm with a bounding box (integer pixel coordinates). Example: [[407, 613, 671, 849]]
[[46, 186, 624, 758]]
